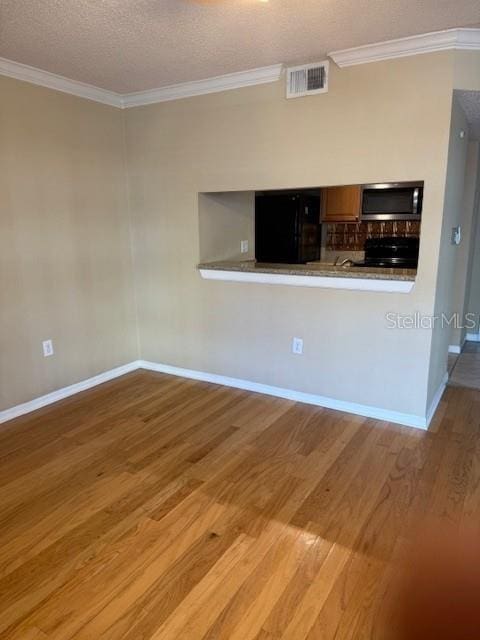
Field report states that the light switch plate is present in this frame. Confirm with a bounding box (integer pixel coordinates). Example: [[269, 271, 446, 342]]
[[451, 226, 462, 245]]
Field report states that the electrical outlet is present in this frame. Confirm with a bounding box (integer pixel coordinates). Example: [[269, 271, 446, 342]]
[[42, 339, 54, 357], [240, 240, 249, 254], [292, 337, 303, 355]]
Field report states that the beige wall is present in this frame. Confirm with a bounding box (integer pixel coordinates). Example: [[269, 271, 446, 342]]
[[126, 53, 455, 418], [3, 49, 479, 421], [466, 154, 480, 333], [199, 191, 255, 263], [426, 52, 480, 403], [0, 76, 137, 410], [427, 96, 469, 402], [453, 53, 480, 340], [454, 52, 480, 92], [450, 140, 480, 346]]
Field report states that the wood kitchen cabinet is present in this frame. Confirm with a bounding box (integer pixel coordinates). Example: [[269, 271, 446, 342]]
[[321, 185, 361, 223]]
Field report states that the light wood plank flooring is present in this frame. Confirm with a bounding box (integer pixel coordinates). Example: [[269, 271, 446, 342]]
[[450, 341, 480, 390], [0, 369, 478, 639]]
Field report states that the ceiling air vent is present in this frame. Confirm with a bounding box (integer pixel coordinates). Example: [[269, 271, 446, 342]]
[[286, 61, 329, 99]]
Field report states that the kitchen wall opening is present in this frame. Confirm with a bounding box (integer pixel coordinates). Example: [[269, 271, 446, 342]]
[[199, 181, 423, 273]]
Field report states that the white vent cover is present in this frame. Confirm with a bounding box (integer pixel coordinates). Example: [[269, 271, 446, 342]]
[[286, 61, 329, 99]]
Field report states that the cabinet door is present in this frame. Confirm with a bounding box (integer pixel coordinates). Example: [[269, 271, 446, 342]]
[[322, 186, 361, 222]]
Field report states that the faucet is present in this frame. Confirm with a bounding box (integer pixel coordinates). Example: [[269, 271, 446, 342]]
[[334, 257, 355, 267]]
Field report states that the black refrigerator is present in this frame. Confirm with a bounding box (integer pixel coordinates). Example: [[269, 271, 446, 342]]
[[255, 191, 321, 264]]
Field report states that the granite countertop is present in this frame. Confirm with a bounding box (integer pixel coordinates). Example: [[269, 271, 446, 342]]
[[198, 260, 417, 282]]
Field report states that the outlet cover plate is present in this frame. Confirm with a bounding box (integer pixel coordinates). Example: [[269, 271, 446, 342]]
[[42, 339, 54, 357]]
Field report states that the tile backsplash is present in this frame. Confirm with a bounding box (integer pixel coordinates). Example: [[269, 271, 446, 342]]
[[326, 221, 421, 251]]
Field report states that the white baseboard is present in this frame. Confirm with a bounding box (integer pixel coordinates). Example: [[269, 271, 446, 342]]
[[448, 345, 462, 354], [466, 332, 480, 343], [0, 361, 142, 425], [139, 360, 429, 430], [449, 335, 467, 354], [0, 358, 439, 431], [425, 372, 449, 428]]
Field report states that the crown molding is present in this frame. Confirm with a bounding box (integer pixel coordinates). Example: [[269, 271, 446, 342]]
[[120, 64, 284, 108], [0, 57, 283, 109], [329, 28, 480, 67], [0, 56, 122, 107], [1, 27, 479, 108]]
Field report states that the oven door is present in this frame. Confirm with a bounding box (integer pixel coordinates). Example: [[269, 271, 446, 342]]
[[361, 183, 423, 221]]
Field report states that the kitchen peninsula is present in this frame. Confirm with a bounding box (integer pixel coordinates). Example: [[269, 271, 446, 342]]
[[198, 259, 416, 292], [198, 260, 416, 281]]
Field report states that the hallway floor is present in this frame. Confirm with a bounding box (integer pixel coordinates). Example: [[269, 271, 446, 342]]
[[449, 341, 480, 390]]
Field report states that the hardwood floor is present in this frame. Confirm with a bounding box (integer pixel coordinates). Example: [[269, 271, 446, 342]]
[[450, 343, 480, 390], [0, 369, 479, 639]]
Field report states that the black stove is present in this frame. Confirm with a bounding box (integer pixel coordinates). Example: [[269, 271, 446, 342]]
[[357, 236, 419, 269]]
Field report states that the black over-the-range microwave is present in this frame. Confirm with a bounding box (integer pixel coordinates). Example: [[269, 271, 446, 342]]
[[361, 181, 423, 221]]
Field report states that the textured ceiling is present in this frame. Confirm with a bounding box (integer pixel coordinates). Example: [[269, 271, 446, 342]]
[[1, 0, 480, 93], [457, 91, 480, 141]]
